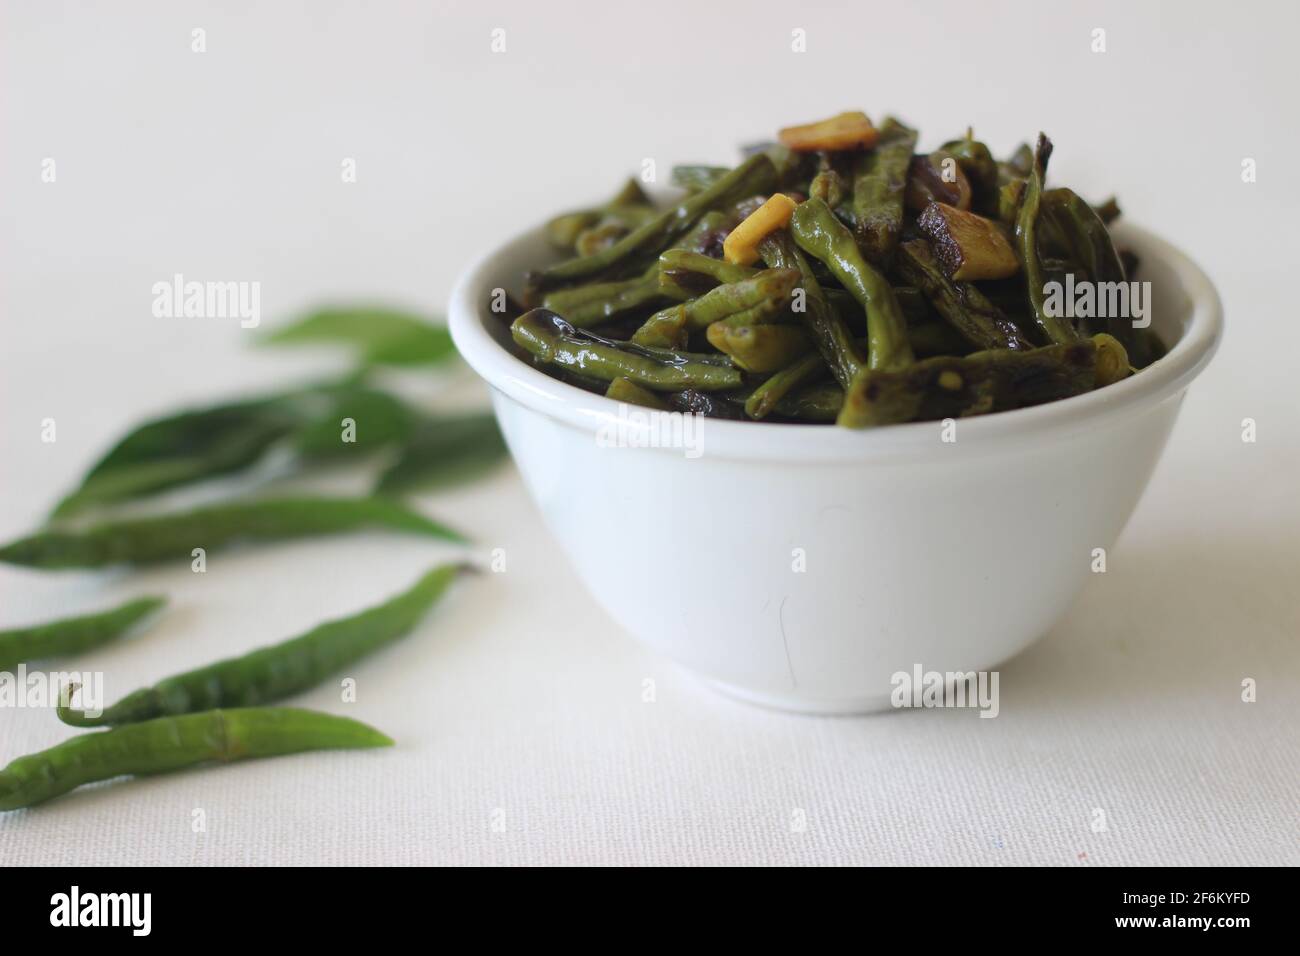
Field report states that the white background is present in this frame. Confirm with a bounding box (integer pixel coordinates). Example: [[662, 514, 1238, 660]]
[[1, 0, 1297, 865]]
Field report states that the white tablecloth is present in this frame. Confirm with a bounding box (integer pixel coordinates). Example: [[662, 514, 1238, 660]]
[[1, 0, 1296, 866]]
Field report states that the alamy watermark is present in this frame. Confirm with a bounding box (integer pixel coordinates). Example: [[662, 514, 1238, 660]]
[[0, 665, 103, 717], [151, 274, 261, 328], [1042, 273, 1151, 329], [596, 403, 703, 459], [890, 663, 999, 718]]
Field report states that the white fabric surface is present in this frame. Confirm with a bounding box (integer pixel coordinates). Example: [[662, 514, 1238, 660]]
[[1, 0, 1297, 866]]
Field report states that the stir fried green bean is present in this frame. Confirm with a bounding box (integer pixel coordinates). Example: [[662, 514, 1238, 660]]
[[516, 113, 1155, 428]]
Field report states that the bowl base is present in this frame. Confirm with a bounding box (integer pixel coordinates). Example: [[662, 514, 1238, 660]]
[[702, 677, 896, 716]]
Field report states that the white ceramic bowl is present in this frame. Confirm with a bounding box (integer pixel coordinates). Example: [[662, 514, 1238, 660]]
[[449, 220, 1222, 713]]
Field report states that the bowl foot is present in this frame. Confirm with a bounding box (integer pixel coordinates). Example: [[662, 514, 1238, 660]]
[[702, 677, 896, 716]]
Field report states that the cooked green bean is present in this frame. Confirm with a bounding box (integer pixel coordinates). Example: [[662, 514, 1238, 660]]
[[521, 113, 1143, 427], [839, 340, 1097, 428], [791, 198, 914, 370], [545, 178, 652, 250], [849, 117, 918, 266], [671, 165, 729, 193], [744, 352, 825, 420], [908, 321, 973, 357], [810, 168, 847, 208], [635, 267, 799, 346], [774, 382, 844, 422], [1015, 134, 1079, 345], [605, 377, 671, 409], [706, 323, 812, 373], [658, 249, 759, 293], [897, 240, 1031, 350], [541, 213, 729, 325], [533, 153, 776, 289], [759, 229, 865, 390], [941, 131, 999, 210], [513, 309, 742, 391], [1042, 187, 1134, 346], [0, 707, 392, 811], [58, 565, 463, 727], [0, 596, 165, 672], [0, 496, 463, 570]]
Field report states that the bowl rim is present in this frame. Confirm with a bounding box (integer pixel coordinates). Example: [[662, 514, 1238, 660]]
[[449, 219, 1223, 463]]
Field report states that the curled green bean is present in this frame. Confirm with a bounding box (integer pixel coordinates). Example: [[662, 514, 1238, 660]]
[[1015, 134, 1079, 345]]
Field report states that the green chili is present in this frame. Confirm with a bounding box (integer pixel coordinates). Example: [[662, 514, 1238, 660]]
[[0, 496, 464, 570], [0, 708, 392, 811], [57, 564, 464, 727], [0, 596, 166, 672]]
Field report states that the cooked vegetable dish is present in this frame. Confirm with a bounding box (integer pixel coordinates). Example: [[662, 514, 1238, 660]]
[[509, 111, 1163, 427]]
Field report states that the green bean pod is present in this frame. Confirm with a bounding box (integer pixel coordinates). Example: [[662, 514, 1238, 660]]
[[541, 213, 729, 325], [512, 309, 742, 391], [0, 596, 166, 672], [58, 564, 464, 727], [1041, 187, 1133, 346], [0, 497, 463, 570], [773, 382, 844, 422], [838, 340, 1097, 428], [605, 378, 671, 410], [670, 165, 729, 193], [541, 267, 669, 327], [534, 153, 777, 289], [897, 240, 1032, 350], [791, 198, 914, 371], [706, 323, 812, 373], [545, 178, 652, 249], [635, 267, 799, 347], [745, 353, 826, 420], [0, 708, 392, 811], [1014, 134, 1080, 345], [758, 229, 865, 391], [849, 117, 918, 266], [657, 249, 759, 297]]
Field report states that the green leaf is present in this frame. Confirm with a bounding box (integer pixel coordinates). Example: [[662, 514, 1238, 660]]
[[52, 398, 303, 519], [292, 386, 419, 459], [259, 307, 457, 367], [375, 414, 507, 495]]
